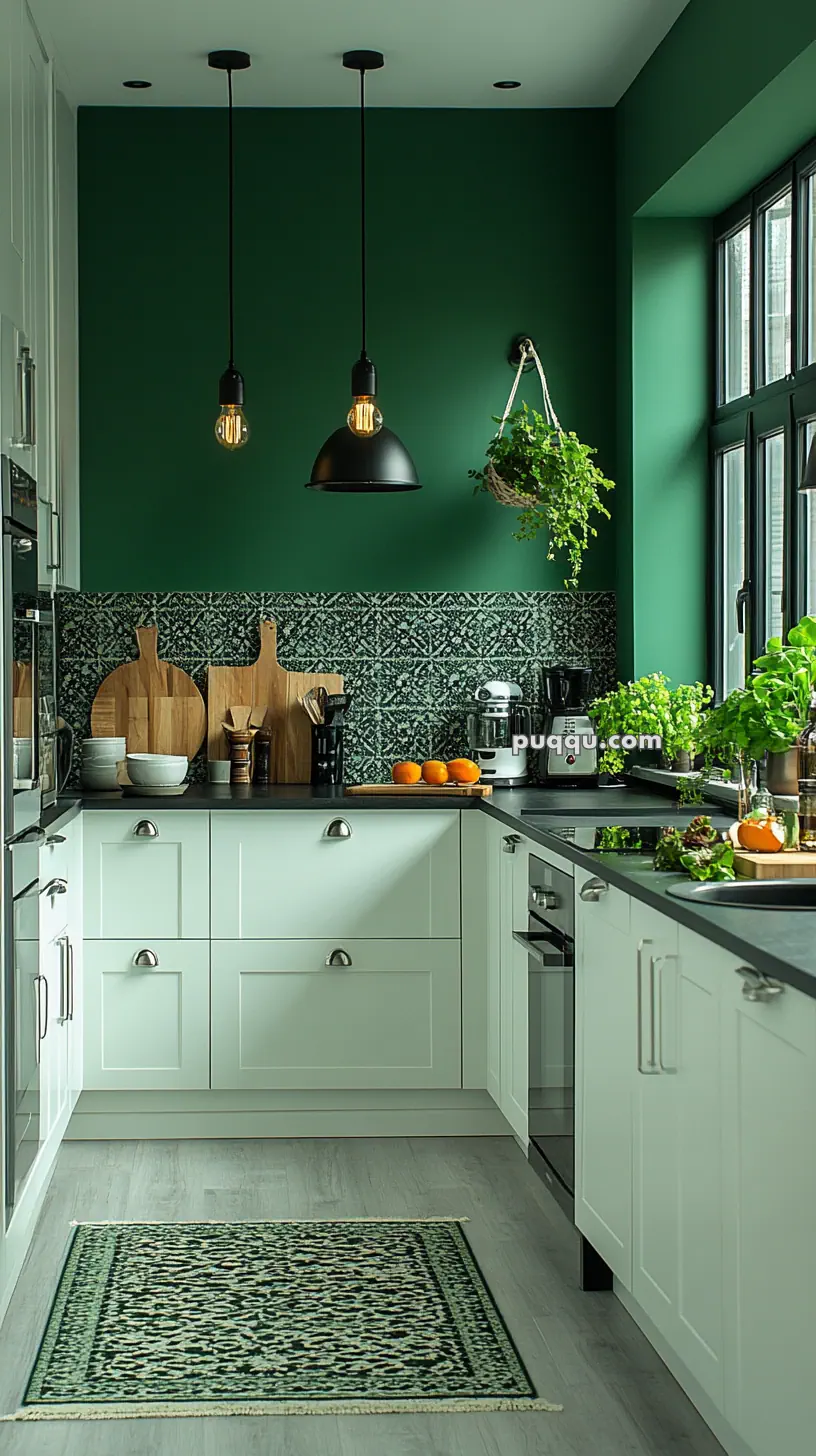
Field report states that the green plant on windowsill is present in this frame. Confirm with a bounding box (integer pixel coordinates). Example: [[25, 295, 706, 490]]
[[470, 404, 614, 589], [589, 674, 712, 778]]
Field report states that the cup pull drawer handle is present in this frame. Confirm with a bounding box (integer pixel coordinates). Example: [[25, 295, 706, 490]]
[[41, 877, 68, 897], [325, 948, 352, 967], [134, 820, 159, 838], [133, 949, 159, 968], [325, 819, 352, 839], [580, 877, 608, 902], [735, 966, 784, 1002]]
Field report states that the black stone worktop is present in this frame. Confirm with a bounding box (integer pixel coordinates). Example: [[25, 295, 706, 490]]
[[60, 782, 816, 1000]]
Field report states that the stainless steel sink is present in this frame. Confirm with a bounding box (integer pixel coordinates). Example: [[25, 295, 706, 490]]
[[667, 878, 816, 909]]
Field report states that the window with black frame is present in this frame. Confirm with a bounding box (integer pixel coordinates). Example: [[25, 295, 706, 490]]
[[712, 138, 816, 700]]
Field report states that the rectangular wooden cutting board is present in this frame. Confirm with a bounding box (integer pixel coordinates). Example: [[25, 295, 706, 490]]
[[346, 784, 493, 797], [207, 620, 343, 784], [735, 849, 816, 878]]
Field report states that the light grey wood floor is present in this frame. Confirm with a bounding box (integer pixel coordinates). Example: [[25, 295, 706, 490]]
[[0, 1137, 725, 1454]]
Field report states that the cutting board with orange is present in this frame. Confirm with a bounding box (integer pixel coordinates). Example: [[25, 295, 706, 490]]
[[735, 849, 816, 879], [91, 626, 206, 759], [347, 783, 493, 797], [207, 620, 343, 783]]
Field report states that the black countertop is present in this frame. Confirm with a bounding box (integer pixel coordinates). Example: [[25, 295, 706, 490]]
[[58, 782, 816, 1000]]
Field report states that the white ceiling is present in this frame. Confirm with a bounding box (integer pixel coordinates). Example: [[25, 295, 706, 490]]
[[32, 0, 690, 109]]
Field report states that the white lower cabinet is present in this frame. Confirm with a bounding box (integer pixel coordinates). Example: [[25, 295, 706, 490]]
[[721, 950, 816, 1456], [39, 930, 69, 1140], [211, 939, 461, 1090], [633, 917, 724, 1409], [210, 810, 460, 940], [83, 941, 210, 1090], [497, 831, 529, 1142], [83, 811, 210, 940], [574, 866, 634, 1284]]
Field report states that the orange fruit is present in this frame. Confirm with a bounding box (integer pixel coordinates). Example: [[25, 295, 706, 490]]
[[392, 761, 422, 785], [421, 759, 449, 785], [737, 817, 785, 853], [446, 757, 480, 784]]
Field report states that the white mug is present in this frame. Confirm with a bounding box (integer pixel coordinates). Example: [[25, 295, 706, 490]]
[[208, 760, 232, 784]]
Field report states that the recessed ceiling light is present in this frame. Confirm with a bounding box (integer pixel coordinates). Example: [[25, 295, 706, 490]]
[[493, 80, 521, 89], [123, 79, 152, 89]]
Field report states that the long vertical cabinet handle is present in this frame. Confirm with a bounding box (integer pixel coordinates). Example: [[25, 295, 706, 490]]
[[68, 939, 75, 1020], [657, 955, 679, 1073], [58, 935, 69, 1022], [34, 974, 48, 1062], [636, 939, 659, 1075]]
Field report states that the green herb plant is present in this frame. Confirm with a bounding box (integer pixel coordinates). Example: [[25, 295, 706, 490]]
[[676, 774, 706, 807], [653, 818, 735, 882], [470, 403, 614, 588], [589, 674, 712, 777]]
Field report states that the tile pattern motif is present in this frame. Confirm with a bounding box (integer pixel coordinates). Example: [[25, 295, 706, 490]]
[[57, 591, 617, 784]]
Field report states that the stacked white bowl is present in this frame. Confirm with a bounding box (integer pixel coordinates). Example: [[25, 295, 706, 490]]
[[81, 737, 126, 791], [126, 753, 188, 787]]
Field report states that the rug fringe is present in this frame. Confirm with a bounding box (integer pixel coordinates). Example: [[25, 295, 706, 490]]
[[2, 1397, 561, 1421], [68, 1217, 471, 1226]]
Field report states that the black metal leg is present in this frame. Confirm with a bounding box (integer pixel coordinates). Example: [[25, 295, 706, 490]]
[[579, 1235, 613, 1291]]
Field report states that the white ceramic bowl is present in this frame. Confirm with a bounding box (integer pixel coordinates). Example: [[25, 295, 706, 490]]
[[126, 753, 188, 787], [82, 738, 126, 761], [81, 765, 121, 790]]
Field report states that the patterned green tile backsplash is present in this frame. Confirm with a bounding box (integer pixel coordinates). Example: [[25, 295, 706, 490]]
[[57, 592, 616, 782]]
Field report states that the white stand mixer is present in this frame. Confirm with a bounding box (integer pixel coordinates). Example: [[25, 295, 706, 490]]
[[466, 680, 532, 787]]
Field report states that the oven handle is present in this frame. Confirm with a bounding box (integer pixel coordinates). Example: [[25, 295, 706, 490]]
[[513, 929, 573, 969]]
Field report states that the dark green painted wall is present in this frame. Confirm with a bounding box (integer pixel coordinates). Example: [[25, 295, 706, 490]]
[[614, 0, 816, 682], [78, 108, 616, 592]]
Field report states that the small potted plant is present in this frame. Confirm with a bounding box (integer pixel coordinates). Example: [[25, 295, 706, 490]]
[[589, 674, 711, 778], [751, 614, 816, 794]]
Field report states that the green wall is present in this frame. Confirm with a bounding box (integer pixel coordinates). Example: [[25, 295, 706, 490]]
[[78, 107, 616, 592], [614, 0, 816, 683]]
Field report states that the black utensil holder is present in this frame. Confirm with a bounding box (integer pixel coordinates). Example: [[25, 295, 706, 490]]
[[311, 724, 344, 785]]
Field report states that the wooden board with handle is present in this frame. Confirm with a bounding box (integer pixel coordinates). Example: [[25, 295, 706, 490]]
[[90, 626, 206, 760], [207, 620, 343, 783], [346, 783, 493, 797], [735, 849, 816, 879]]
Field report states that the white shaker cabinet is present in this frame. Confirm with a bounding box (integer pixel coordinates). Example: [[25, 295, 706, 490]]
[[210, 811, 460, 940], [574, 866, 634, 1285], [497, 827, 529, 1143], [51, 81, 80, 589], [83, 940, 210, 1091], [632, 917, 724, 1409], [721, 952, 816, 1456], [83, 811, 210, 940], [211, 939, 461, 1091]]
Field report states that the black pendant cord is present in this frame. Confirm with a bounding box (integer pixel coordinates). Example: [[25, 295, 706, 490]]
[[359, 66, 367, 360], [227, 66, 235, 369]]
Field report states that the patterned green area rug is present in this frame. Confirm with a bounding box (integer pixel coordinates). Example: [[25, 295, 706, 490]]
[[10, 1219, 560, 1420]]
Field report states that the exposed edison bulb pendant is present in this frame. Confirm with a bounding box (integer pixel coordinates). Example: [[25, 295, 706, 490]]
[[347, 395, 383, 436], [215, 403, 249, 450]]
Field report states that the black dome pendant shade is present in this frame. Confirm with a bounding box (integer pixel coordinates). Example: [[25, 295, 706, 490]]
[[306, 51, 419, 493]]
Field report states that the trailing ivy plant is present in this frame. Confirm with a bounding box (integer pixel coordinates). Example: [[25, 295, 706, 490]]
[[470, 403, 614, 588]]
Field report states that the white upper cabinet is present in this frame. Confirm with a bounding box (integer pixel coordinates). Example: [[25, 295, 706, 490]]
[[0, 0, 25, 332], [210, 811, 461, 940], [83, 811, 210, 940], [721, 952, 816, 1456]]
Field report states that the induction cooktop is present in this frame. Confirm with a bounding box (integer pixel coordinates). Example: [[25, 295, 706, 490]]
[[540, 815, 733, 854]]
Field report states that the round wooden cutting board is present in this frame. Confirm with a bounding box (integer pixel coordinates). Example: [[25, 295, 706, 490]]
[[90, 626, 206, 760]]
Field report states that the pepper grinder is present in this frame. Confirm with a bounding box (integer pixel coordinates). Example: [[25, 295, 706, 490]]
[[253, 728, 273, 786], [223, 726, 256, 785]]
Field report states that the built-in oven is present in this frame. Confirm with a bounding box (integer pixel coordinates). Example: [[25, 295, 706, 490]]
[[2, 823, 45, 1219], [514, 854, 575, 1219], [2, 454, 57, 817]]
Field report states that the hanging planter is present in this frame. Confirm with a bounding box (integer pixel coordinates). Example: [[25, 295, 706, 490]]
[[470, 338, 613, 588]]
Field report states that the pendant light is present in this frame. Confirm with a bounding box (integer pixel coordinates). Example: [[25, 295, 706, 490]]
[[209, 49, 251, 450], [306, 51, 420, 492]]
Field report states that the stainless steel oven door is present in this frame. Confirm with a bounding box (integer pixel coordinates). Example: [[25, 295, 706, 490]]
[[526, 914, 575, 1206]]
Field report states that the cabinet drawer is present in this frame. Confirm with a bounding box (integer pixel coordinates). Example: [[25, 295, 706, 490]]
[[575, 865, 630, 935], [211, 939, 461, 1090], [83, 940, 210, 1090], [210, 811, 460, 939], [83, 811, 209, 939]]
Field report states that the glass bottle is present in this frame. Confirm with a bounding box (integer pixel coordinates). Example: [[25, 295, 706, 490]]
[[798, 688, 816, 782]]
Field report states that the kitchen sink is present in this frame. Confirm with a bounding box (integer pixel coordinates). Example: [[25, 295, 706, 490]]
[[667, 878, 816, 909]]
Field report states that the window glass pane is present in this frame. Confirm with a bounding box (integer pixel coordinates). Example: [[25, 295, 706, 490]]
[[807, 174, 816, 365], [804, 420, 816, 613], [761, 431, 785, 642], [722, 224, 750, 401], [762, 189, 792, 383], [721, 445, 746, 695]]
